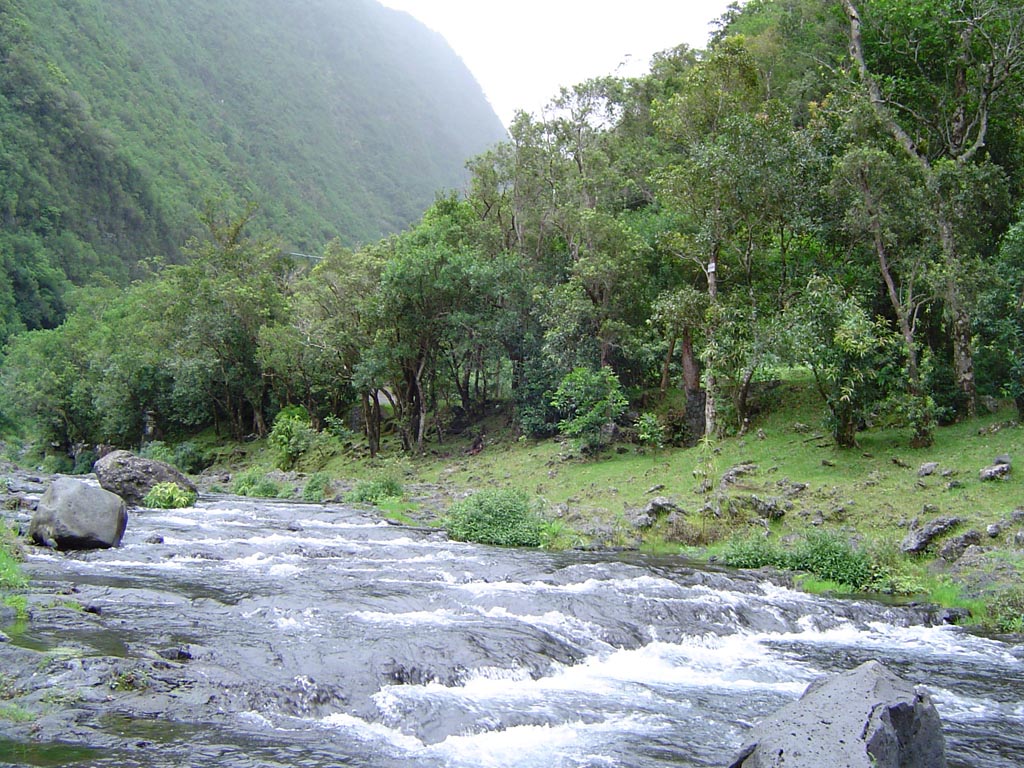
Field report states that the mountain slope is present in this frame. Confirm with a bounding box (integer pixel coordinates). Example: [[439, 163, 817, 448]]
[[0, 0, 505, 334]]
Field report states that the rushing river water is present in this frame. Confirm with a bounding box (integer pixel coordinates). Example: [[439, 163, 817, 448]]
[[3, 494, 1023, 767]]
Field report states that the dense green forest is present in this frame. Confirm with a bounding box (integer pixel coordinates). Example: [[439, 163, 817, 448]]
[[3, 0, 1024, 468], [0, 0, 505, 340]]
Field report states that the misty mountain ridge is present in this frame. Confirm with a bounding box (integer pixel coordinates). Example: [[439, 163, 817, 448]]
[[0, 0, 505, 335]]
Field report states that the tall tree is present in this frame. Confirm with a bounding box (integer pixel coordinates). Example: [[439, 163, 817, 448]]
[[841, 0, 1024, 415]]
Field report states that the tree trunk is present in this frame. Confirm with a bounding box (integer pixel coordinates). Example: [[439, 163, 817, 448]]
[[659, 334, 677, 398], [681, 328, 701, 394]]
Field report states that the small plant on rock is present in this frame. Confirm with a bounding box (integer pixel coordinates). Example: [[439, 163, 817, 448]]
[[142, 482, 197, 509]]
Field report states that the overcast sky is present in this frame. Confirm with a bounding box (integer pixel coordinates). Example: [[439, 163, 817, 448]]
[[378, 1, 736, 126]]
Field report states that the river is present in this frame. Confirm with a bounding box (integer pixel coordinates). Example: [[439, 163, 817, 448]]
[[2, 495, 1022, 767]]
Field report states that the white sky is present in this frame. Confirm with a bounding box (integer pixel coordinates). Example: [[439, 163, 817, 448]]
[[378, 1, 736, 126]]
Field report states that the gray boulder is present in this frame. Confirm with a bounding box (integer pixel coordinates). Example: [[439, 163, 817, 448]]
[[900, 516, 961, 554], [94, 450, 196, 506], [729, 660, 946, 768], [29, 477, 128, 550]]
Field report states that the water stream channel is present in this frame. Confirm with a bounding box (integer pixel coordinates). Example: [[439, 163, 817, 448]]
[[2, 495, 1023, 767]]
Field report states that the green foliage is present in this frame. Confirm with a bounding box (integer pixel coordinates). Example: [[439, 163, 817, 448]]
[[550, 367, 629, 453], [634, 412, 666, 449], [231, 468, 281, 499], [722, 530, 872, 589], [302, 472, 332, 503], [988, 587, 1024, 633], [141, 483, 196, 510], [269, 406, 315, 470], [444, 489, 545, 548], [1, 525, 27, 591], [139, 442, 175, 466], [344, 477, 404, 505]]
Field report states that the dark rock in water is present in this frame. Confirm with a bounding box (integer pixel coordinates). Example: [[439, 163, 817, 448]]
[[94, 450, 196, 506], [28, 477, 127, 550], [937, 607, 971, 625], [900, 516, 961, 554], [729, 660, 946, 768]]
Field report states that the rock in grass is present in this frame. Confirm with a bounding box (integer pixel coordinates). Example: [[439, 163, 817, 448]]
[[979, 463, 1011, 482], [729, 660, 946, 768], [900, 516, 961, 554]]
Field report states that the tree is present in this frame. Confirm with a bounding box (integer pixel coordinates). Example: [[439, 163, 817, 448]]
[[789, 275, 897, 447], [841, 0, 1024, 415]]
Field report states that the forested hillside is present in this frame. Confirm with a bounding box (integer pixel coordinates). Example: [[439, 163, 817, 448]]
[[3, 0, 1024, 468], [0, 0, 505, 339]]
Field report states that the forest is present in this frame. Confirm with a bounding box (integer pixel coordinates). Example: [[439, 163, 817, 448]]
[[2, 0, 1024, 471]]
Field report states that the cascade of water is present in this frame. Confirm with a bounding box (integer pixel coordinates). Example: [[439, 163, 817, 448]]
[[4, 496, 1021, 768]]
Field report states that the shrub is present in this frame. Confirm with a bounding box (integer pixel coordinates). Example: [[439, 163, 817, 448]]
[[634, 412, 665, 449], [721, 534, 786, 570], [788, 530, 873, 590], [139, 441, 175, 465], [142, 482, 197, 509], [268, 405, 315, 470], [344, 477, 403, 504], [722, 530, 873, 590], [72, 449, 97, 475], [550, 367, 628, 453], [0, 526, 27, 590], [444, 489, 544, 548], [989, 587, 1024, 633], [302, 472, 332, 502], [231, 468, 282, 498], [172, 441, 208, 474]]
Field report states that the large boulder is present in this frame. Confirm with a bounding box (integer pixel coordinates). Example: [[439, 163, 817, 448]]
[[29, 477, 128, 550], [94, 450, 196, 506], [729, 660, 946, 768]]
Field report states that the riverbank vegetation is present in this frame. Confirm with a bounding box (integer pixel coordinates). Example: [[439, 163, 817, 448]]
[[2, 1, 1024, 629]]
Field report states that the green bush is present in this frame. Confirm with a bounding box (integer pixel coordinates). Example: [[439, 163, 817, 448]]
[[1, 526, 27, 590], [172, 441, 208, 474], [139, 441, 175, 465], [142, 482, 197, 509], [344, 477, 404, 504], [302, 472, 332, 502], [72, 449, 97, 475], [550, 367, 628, 453], [721, 534, 786, 570], [989, 587, 1024, 633], [788, 530, 873, 590], [268, 405, 315, 470], [635, 412, 666, 449], [231, 468, 282, 498], [722, 530, 873, 589], [444, 489, 544, 548]]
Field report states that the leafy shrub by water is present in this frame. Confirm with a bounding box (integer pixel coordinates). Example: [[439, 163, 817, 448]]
[[0, 526, 27, 590], [722, 530, 872, 589], [444, 489, 544, 548], [989, 587, 1024, 633], [231, 468, 282, 498], [788, 530, 873, 590], [302, 472, 332, 502], [344, 477, 403, 504], [269, 405, 315, 470], [142, 482, 196, 509]]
